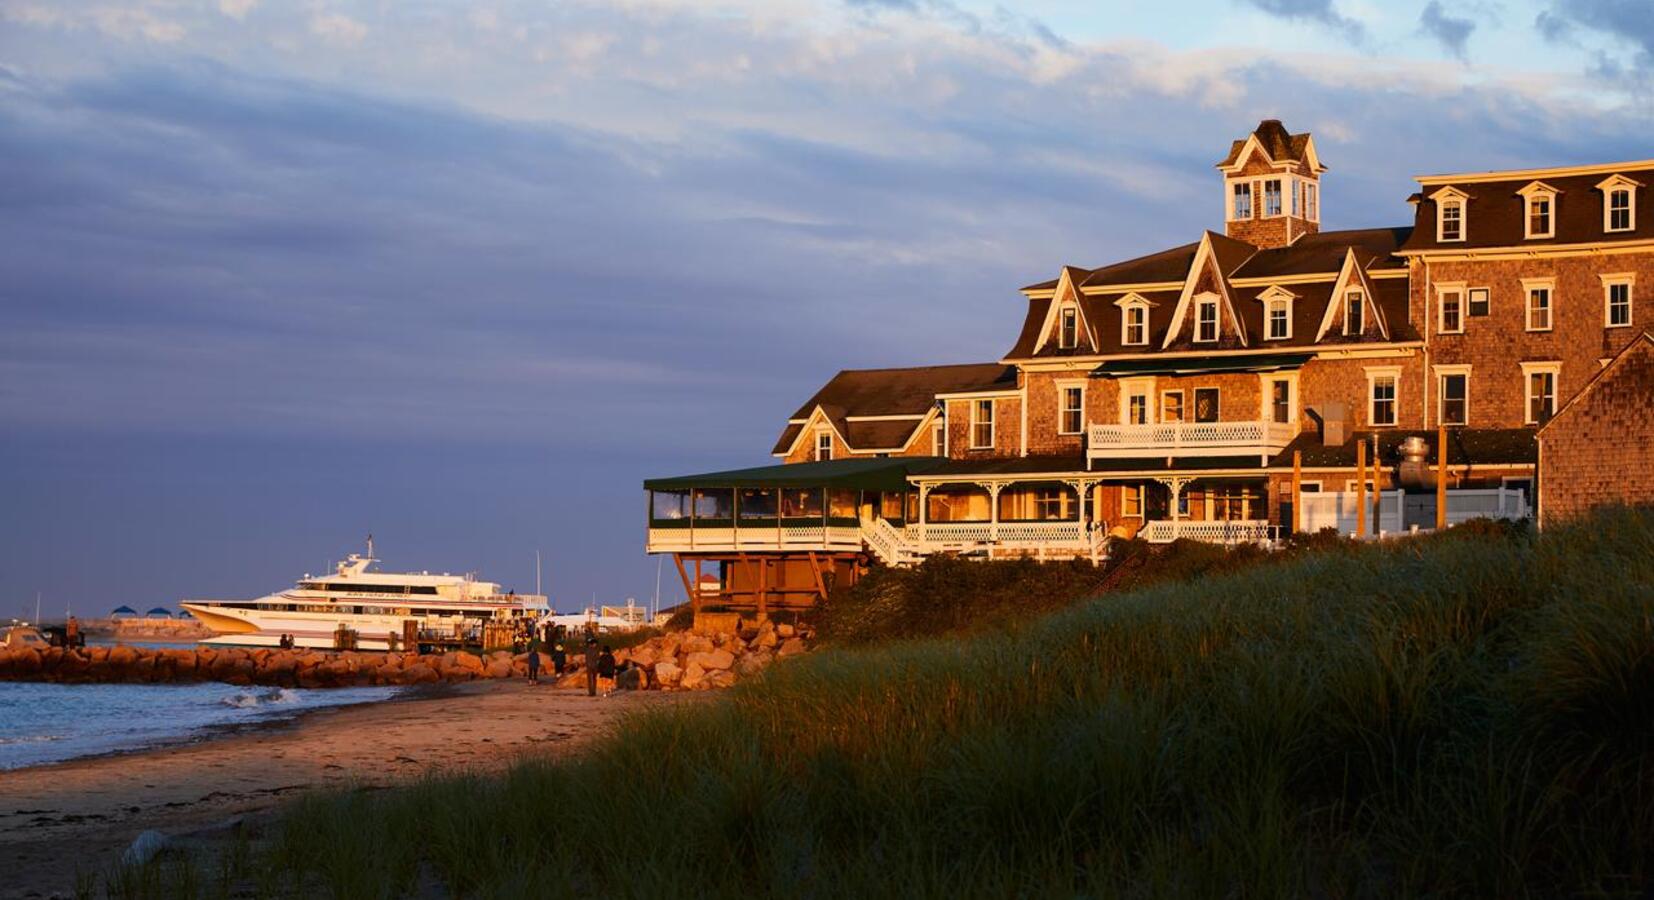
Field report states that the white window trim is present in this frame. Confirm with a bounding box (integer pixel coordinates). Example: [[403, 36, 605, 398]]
[[1194, 295, 1220, 344], [1306, 182, 1319, 223], [1256, 286, 1295, 341], [814, 429, 834, 461], [1522, 277, 1556, 333], [1055, 380, 1086, 436], [1434, 364, 1472, 427], [1262, 177, 1284, 218], [1160, 389, 1185, 423], [1430, 186, 1469, 243], [1520, 361, 1561, 426], [1517, 181, 1558, 240], [1436, 282, 1467, 335], [1343, 289, 1366, 336], [1365, 366, 1402, 428], [1119, 299, 1150, 347], [1467, 286, 1490, 317], [1600, 273, 1635, 329], [1058, 306, 1078, 349], [1119, 377, 1154, 425], [1597, 175, 1640, 233], [1228, 179, 1255, 221], [1259, 372, 1298, 426], [969, 399, 995, 449]]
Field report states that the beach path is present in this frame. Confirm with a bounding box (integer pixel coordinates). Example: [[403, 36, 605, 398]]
[[0, 681, 686, 899]]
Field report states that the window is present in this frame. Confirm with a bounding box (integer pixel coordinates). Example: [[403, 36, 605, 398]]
[[1058, 385, 1084, 435], [1268, 379, 1292, 424], [933, 421, 945, 455], [1122, 304, 1148, 346], [1438, 288, 1464, 334], [1468, 287, 1490, 317], [1607, 187, 1634, 232], [1266, 298, 1290, 339], [1522, 364, 1559, 424], [1058, 307, 1078, 349], [1344, 291, 1365, 336], [1194, 387, 1220, 423], [1263, 179, 1282, 217], [1440, 200, 1463, 241], [1121, 484, 1143, 518], [1603, 275, 1633, 328], [1128, 393, 1148, 425], [1305, 183, 1318, 221], [970, 400, 994, 449], [1161, 391, 1184, 423], [1232, 182, 1253, 220], [1367, 369, 1399, 427], [1438, 369, 1469, 426], [1291, 179, 1300, 216], [1526, 194, 1553, 239], [814, 431, 833, 461], [1525, 282, 1553, 332], [1196, 297, 1219, 343]]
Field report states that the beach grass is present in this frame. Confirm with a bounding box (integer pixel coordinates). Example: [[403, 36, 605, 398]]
[[123, 507, 1654, 897]]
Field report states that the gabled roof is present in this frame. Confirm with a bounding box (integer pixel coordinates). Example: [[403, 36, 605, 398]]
[[1217, 119, 1322, 172], [773, 363, 1015, 455], [1539, 331, 1654, 435]]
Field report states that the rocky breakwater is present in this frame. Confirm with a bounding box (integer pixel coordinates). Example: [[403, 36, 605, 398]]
[[0, 622, 810, 690]]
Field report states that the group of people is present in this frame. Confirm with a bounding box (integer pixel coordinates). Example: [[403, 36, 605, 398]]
[[277, 633, 297, 650], [519, 625, 640, 697]]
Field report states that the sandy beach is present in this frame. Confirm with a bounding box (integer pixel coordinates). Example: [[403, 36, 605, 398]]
[[0, 681, 689, 899]]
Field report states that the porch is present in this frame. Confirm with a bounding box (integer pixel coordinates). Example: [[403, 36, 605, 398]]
[[1087, 420, 1298, 462]]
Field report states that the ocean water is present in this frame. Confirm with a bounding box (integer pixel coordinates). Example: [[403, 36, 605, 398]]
[[0, 681, 400, 770]]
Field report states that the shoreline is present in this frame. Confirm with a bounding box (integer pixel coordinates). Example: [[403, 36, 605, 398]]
[[0, 680, 689, 899]]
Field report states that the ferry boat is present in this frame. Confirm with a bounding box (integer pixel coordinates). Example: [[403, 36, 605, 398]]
[[181, 541, 548, 651]]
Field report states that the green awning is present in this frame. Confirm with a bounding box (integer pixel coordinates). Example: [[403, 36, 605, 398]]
[[1092, 352, 1314, 378], [644, 457, 945, 493]]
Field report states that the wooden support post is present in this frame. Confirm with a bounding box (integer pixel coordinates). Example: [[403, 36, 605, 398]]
[[805, 551, 830, 602], [1355, 439, 1367, 537], [756, 557, 768, 622], [1371, 435, 1383, 536], [1436, 424, 1449, 530], [673, 555, 696, 614], [1291, 450, 1302, 535]]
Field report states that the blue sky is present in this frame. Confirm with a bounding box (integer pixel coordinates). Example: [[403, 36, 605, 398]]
[[1, 0, 1651, 616]]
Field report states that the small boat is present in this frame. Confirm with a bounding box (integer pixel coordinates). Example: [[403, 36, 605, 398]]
[[1, 624, 50, 650], [182, 540, 548, 650]]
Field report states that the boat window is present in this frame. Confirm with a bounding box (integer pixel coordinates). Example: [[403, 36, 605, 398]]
[[319, 583, 438, 595]]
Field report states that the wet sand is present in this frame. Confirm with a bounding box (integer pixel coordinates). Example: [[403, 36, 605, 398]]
[[0, 680, 689, 899]]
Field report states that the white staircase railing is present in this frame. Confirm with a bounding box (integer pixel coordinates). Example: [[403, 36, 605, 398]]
[[861, 517, 915, 567]]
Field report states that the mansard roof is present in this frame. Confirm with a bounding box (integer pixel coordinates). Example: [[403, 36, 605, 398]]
[[1231, 227, 1411, 279], [1400, 161, 1654, 253], [773, 362, 1015, 455]]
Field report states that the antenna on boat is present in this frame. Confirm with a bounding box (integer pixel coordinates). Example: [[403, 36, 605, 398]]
[[535, 550, 542, 598], [35, 592, 41, 625]]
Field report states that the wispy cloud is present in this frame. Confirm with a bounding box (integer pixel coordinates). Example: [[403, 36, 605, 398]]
[[1420, 2, 1475, 61], [1236, 0, 1365, 42]]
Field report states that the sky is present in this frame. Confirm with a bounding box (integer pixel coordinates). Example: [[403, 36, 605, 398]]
[[2, 0, 1652, 617]]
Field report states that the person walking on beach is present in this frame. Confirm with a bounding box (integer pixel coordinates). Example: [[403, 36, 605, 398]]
[[525, 633, 542, 685], [583, 637, 601, 697], [551, 643, 567, 676], [597, 644, 617, 696]]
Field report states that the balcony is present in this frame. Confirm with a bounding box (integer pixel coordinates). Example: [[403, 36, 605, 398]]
[[1139, 519, 1278, 545], [1087, 420, 1297, 463]]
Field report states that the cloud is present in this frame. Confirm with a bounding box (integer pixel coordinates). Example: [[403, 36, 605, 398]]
[[1237, 0, 1365, 42], [1419, 2, 1474, 60], [219, 0, 257, 21], [1537, 0, 1654, 77], [310, 12, 367, 46]]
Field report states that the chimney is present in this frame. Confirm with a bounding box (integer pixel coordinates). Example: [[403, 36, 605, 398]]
[[1313, 402, 1348, 447]]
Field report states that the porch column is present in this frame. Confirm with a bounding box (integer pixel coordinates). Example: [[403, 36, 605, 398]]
[[917, 483, 933, 546], [1064, 479, 1090, 559], [981, 482, 1004, 546]]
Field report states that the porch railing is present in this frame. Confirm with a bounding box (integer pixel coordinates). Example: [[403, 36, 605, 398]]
[[1086, 420, 1297, 461], [1140, 519, 1278, 545]]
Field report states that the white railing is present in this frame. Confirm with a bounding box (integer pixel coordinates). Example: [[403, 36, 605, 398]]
[[861, 517, 913, 567], [1298, 488, 1530, 535], [644, 522, 861, 553], [1087, 420, 1297, 460], [1140, 519, 1278, 545], [1442, 488, 1532, 524]]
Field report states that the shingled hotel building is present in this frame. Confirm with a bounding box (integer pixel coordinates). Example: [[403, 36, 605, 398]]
[[645, 120, 1654, 615]]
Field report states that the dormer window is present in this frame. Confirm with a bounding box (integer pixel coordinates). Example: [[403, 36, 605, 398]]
[[1440, 200, 1463, 241], [1343, 290, 1364, 336], [1232, 182, 1253, 220], [1517, 182, 1558, 240], [1263, 179, 1283, 217], [814, 430, 833, 461], [1058, 307, 1078, 349], [1195, 297, 1219, 343], [1117, 295, 1152, 346], [1598, 175, 1641, 233]]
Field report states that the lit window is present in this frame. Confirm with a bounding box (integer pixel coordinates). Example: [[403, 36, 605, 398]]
[[1122, 305, 1148, 346], [1440, 201, 1463, 241], [1525, 369, 1557, 424], [1196, 298, 1219, 343], [1305, 183, 1318, 221], [1369, 373, 1397, 427], [1266, 298, 1290, 339], [1121, 485, 1143, 518], [1161, 391, 1184, 423], [815, 431, 833, 461], [1269, 380, 1292, 424], [1468, 287, 1490, 317], [970, 400, 994, 449], [1526, 285, 1552, 331], [1604, 277, 1633, 328], [1059, 386, 1084, 435], [1344, 291, 1364, 336], [1608, 188, 1633, 232], [1527, 195, 1553, 238], [1232, 182, 1253, 220], [1127, 393, 1148, 425], [1439, 289, 1464, 334], [1439, 372, 1467, 426], [1058, 307, 1078, 349], [1263, 179, 1282, 216], [933, 421, 945, 455], [1194, 387, 1220, 423]]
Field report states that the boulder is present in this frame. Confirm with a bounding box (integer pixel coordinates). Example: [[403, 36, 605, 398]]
[[680, 661, 707, 690], [108, 645, 140, 671], [777, 638, 807, 658], [484, 659, 514, 679], [679, 634, 715, 655], [556, 671, 586, 689], [402, 663, 439, 685], [751, 628, 779, 651], [735, 651, 772, 677], [443, 652, 485, 674], [776, 623, 796, 638], [653, 661, 683, 688], [707, 670, 738, 689], [686, 649, 734, 671], [629, 645, 657, 668]]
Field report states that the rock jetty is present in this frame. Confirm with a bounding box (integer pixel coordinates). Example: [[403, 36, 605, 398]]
[[0, 620, 809, 691]]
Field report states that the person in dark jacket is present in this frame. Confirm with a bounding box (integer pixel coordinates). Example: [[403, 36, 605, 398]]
[[525, 634, 542, 685], [596, 645, 617, 695], [583, 637, 601, 697], [550, 643, 567, 675]]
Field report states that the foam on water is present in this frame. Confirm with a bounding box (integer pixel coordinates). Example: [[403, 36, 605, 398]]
[[0, 681, 399, 770]]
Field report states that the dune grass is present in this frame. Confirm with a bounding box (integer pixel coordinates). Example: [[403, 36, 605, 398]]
[[135, 508, 1654, 897]]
